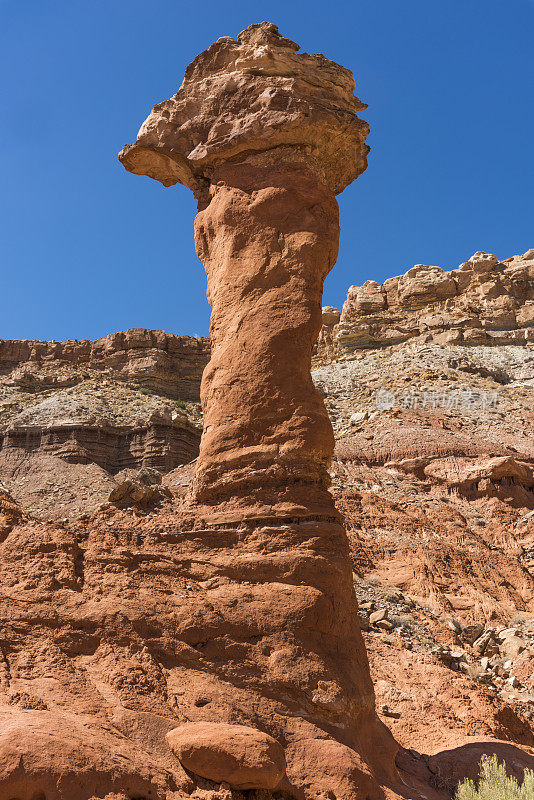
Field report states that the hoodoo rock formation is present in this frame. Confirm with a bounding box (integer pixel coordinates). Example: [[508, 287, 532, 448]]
[[120, 21, 370, 522], [5, 21, 534, 800], [118, 20, 411, 800]]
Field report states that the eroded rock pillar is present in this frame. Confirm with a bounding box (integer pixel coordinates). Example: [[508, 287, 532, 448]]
[[119, 22, 406, 799], [190, 154, 340, 520]]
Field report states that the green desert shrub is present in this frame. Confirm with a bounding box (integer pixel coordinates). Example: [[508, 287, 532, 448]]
[[456, 754, 534, 800]]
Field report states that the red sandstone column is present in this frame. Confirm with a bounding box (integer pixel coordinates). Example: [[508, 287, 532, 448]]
[[119, 23, 369, 520], [119, 22, 405, 799], [190, 156, 340, 519]]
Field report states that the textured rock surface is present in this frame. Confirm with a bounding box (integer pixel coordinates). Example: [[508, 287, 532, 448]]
[[119, 22, 369, 195], [121, 20, 370, 522], [118, 19, 414, 800], [1, 270, 533, 797], [188, 158, 342, 520], [0, 505, 531, 800], [166, 722, 286, 789], [0, 331, 533, 798], [0, 328, 209, 400], [0, 322, 532, 799], [0, 334, 203, 519], [316, 248, 534, 359]]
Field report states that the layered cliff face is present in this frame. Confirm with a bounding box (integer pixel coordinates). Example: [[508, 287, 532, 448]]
[[0, 328, 210, 399], [305, 250, 534, 750], [314, 249, 534, 508], [0, 329, 204, 519], [312, 248, 534, 640], [317, 248, 534, 357]]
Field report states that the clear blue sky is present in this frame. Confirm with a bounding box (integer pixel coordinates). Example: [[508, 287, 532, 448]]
[[2, 0, 533, 341]]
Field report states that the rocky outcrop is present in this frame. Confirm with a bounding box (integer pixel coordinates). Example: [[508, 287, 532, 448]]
[[422, 455, 534, 505], [166, 722, 287, 790], [0, 342, 200, 519], [0, 486, 22, 537], [0, 328, 209, 400], [117, 20, 419, 800], [317, 248, 534, 358], [119, 23, 369, 195], [107, 467, 172, 509], [0, 414, 199, 475], [121, 22, 370, 522]]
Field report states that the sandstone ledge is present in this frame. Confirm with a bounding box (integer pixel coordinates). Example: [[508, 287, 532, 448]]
[[317, 248, 534, 359]]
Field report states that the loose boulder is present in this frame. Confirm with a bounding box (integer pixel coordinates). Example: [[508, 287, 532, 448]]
[[166, 722, 286, 790]]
